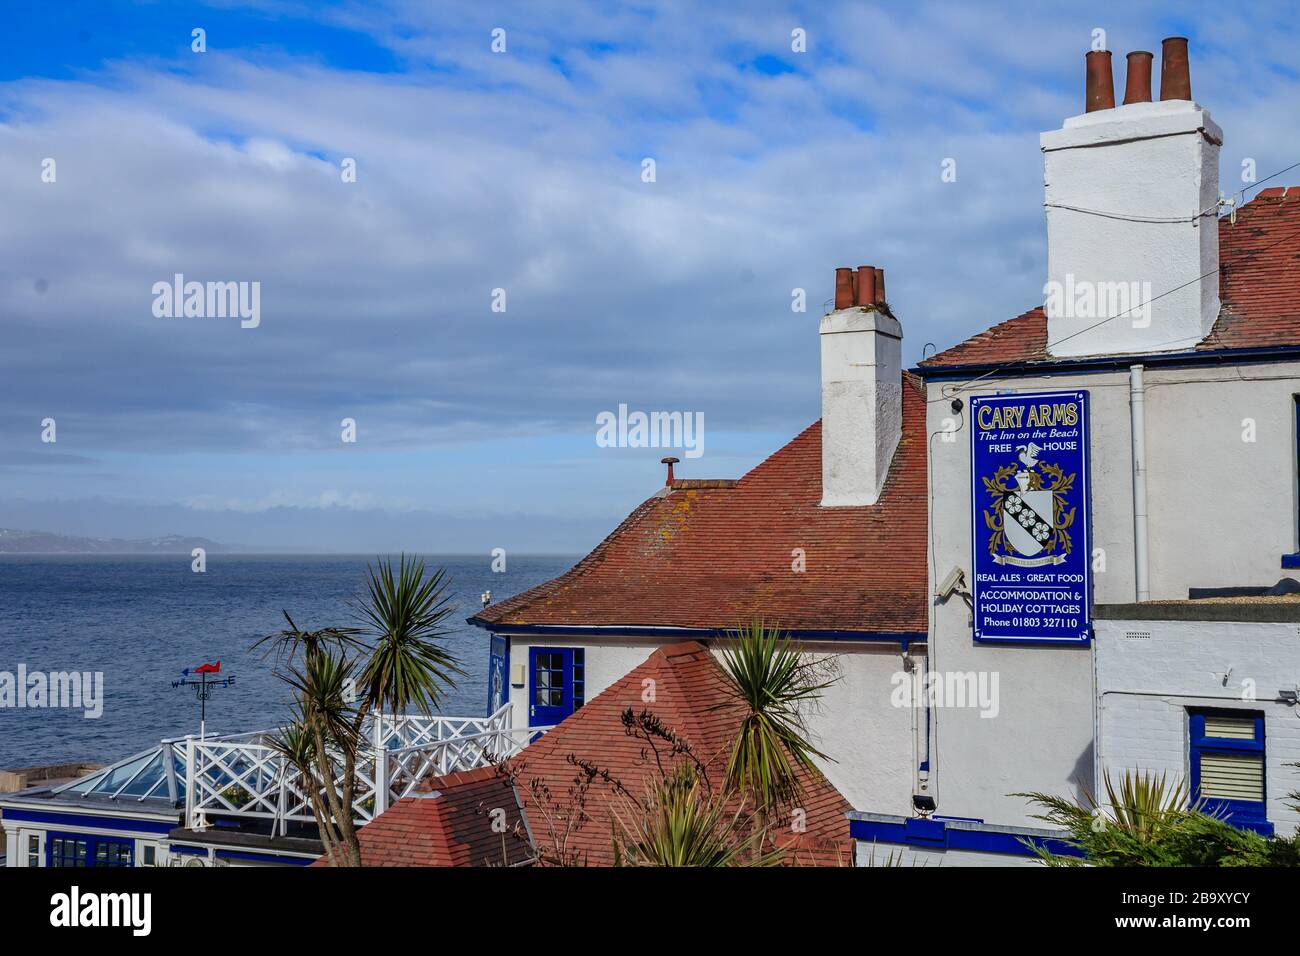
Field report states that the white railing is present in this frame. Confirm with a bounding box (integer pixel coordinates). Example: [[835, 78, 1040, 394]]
[[183, 703, 545, 835]]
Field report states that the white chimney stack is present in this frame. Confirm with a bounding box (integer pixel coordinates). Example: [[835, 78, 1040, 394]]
[[820, 265, 902, 507], [1042, 38, 1221, 357]]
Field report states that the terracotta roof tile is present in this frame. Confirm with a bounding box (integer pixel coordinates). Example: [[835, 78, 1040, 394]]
[[921, 190, 1300, 368], [336, 764, 531, 867], [503, 641, 854, 867], [472, 376, 928, 634]]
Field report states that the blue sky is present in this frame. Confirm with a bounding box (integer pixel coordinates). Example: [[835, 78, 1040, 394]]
[[3, 1, 1299, 553]]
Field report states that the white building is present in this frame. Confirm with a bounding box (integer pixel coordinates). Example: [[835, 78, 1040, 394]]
[[474, 35, 1300, 866], [1095, 602, 1300, 838]]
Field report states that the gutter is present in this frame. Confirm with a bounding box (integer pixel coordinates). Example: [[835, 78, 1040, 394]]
[[466, 617, 926, 647], [912, 342, 1300, 381]]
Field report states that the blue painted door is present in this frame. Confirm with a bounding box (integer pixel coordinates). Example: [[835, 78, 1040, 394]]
[[529, 647, 584, 726], [47, 831, 134, 867]]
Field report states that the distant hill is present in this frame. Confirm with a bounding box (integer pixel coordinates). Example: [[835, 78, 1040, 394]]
[[0, 528, 227, 554]]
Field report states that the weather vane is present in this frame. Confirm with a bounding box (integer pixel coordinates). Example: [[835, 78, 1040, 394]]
[[172, 661, 235, 741]]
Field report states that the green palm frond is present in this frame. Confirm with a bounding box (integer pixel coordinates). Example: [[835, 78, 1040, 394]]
[[353, 554, 465, 715], [253, 610, 365, 664], [267, 717, 317, 774], [1015, 768, 1294, 866], [280, 647, 361, 752], [715, 619, 837, 810], [612, 764, 780, 867]]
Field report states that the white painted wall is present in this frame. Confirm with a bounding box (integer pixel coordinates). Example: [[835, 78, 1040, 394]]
[[855, 841, 1043, 868], [501, 634, 918, 815], [1095, 617, 1300, 836], [924, 361, 1300, 827], [1043, 100, 1221, 356], [797, 642, 917, 816]]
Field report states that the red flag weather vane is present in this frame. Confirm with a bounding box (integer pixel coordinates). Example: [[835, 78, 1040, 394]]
[[172, 661, 236, 740]]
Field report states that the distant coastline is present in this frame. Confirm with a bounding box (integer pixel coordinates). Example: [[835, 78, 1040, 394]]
[[0, 528, 227, 554]]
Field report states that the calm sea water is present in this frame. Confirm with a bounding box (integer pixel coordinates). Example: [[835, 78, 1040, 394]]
[[0, 554, 576, 768]]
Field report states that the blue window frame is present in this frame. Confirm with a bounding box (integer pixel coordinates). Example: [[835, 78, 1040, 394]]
[[528, 647, 584, 727], [1289, 396, 1300, 567], [47, 831, 134, 868], [1188, 709, 1272, 835]]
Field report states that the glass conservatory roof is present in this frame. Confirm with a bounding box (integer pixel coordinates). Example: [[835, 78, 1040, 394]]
[[57, 742, 186, 805]]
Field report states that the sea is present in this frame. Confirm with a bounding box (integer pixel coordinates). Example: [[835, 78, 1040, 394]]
[[0, 554, 576, 769]]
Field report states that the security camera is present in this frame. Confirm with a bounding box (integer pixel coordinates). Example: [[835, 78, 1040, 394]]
[[936, 566, 967, 601]]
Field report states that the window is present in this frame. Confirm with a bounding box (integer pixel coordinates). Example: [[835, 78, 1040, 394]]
[[48, 835, 89, 868], [96, 841, 134, 866], [142, 844, 157, 867], [47, 832, 135, 868], [532, 650, 584, 708], [1189, 709, 1271, 834], [529, 648, 586, 726], [27, 835, 39, 868], [1289, 396, 1300, 567], [533, 652, 565, 708]]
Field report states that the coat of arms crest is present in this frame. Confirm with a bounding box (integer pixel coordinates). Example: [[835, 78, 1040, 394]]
[[982, 442, 1078, 566]]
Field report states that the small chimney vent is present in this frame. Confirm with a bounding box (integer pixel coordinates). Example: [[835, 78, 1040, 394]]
[[854, 266, 876, 307], [1123, 51, 1153, 104], [1084, 50, 1115, 112], [1159, 37, 1191, 101], [660, 456, 680, 487]]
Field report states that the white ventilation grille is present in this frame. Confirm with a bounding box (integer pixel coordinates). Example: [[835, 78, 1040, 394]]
[[1199, 753, 1265, 802], [1124, 630, 1151, 641], [1205, 715, 1256, 739]]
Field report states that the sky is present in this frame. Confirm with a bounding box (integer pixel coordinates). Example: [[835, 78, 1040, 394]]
[[2, 0, 1299, 553]]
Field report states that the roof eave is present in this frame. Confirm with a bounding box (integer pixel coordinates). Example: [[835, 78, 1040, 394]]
[[467, 617, 926, 644], [914, 341, 1300, 380]]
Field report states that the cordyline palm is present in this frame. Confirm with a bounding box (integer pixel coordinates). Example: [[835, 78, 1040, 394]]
[[716, 620, 836, 813], [1014, 769, 1297, 866], [258, 555, 464, 867], [611, 764, 781, 867]]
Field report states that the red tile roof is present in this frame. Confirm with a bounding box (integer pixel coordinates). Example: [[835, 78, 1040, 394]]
[[335, 764, 532, 867], [472, 375, 928, 635], [504, 641, 854, 867], [921, 189, 1300, 369]]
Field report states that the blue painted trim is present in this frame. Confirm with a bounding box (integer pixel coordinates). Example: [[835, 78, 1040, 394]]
[[168, 844, 208, 855], [1188, 708, 1272, 834], [1, 807, 176, 834], [914, 343, 1300, 381], [214, 848, 315, 865], [1283, 553, 1300, 569], [848, 817, 1085, 858], [487, 633, 509, 715], [467, 618, 925, 646]]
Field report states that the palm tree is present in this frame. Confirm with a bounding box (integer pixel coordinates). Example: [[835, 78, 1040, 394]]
[[715, 620, 837, 812], [611, 763, 781, 867], [1018, 769, 1300, 866], [258, 555, 464, 866]]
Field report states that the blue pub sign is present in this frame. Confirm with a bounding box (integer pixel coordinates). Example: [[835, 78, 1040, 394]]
[[970, 390, 1091, 644]]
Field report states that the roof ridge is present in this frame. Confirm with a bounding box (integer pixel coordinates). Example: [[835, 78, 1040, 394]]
[[472, 492, 667, 624]]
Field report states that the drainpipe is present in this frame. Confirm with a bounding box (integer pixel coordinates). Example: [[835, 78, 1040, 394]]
[[1129, 365, 1151, 601]]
